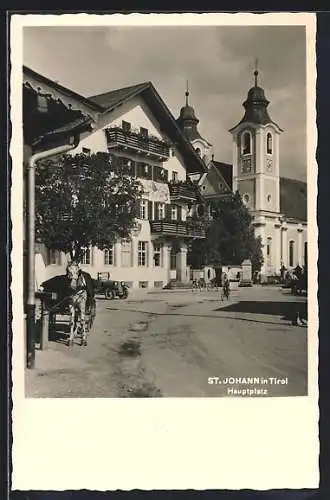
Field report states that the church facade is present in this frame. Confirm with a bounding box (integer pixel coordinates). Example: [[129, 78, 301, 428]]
[[176, 72, 308, 280]]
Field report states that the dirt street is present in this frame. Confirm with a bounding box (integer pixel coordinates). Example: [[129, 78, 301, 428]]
[[25, 286, 308, 398]]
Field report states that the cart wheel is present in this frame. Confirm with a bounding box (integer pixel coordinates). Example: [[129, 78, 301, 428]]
[[105, 289, 115, 300]]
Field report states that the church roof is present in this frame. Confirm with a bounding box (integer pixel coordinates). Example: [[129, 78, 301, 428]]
[[229, 69, 282, 132], [176, 87, 211, 146], [280, 177, 307, 222], [89, 82, 208, 176], [212, 160, 233, 190], [204, 161, 307, 222]]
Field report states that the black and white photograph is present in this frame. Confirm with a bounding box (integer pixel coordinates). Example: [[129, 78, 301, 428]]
[[10, 12, 318, 491]]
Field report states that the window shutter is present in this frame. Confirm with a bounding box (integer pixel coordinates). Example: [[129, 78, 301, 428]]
[[154, 202, 159, 220], [136, 199, 141, 217], [165, 204, 171, 221], [148, 200, 153, 220], [130, 160, 136, 177], [177, 205, 182, 221]]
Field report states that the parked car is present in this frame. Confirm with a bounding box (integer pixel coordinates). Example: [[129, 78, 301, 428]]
[[93, 278, 129, 300]]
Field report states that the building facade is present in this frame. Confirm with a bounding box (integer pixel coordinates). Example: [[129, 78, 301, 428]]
[[35, 79, 208, 289]]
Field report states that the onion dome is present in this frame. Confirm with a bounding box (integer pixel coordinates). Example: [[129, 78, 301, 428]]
[[176, 83, 207, 142], [229, 65, 283, 132]]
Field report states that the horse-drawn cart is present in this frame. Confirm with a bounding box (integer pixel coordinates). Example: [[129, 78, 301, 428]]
[[41, 274, 96, 344]]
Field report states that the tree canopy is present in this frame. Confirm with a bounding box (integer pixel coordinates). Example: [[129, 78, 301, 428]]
[[188, 191, 264, 272], [35, 152, 143, 261]]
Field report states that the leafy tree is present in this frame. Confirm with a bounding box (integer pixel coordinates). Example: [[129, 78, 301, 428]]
[[35, 152, 143, 262], [250, 235, 264, 273], [188, 191, 264, 272]]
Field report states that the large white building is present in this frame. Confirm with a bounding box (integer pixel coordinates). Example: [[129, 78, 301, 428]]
[[31, 72, 215, 289]]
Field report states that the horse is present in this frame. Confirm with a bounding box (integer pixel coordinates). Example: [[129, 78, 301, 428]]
[[66, 261, 90, 347], [41, 269, 96, 346]]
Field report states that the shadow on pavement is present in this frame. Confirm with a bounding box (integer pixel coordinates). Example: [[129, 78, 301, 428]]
[[217, 300, 307, 320], [105, 306, 304, 327]]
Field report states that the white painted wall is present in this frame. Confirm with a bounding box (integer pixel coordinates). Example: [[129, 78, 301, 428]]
[[37, 94, 194, 288]]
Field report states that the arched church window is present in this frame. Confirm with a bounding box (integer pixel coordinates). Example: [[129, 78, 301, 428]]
[[266, 133, 273, 154], [242, 131, 251, 155], [304, 241, 308, 268], [289, 240, 295, 267], [266, 237, 272, 266]]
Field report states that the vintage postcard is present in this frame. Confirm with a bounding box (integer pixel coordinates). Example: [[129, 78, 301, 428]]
[[10, 12, 318, 491]]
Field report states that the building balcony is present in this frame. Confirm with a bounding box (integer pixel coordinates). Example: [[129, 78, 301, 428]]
[[150, 220, 206, 239], [105, 126, 170, 161], [168, 181, 198, 201]]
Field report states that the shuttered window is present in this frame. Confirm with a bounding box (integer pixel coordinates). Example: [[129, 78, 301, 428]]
[[148, 200, 153, 220], [121, 239, 132, 267]]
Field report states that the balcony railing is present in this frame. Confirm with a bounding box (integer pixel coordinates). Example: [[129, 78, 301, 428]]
[[105, 126, 170, 161], [168, 181, 198, 201], [150, 220, 206, 239]]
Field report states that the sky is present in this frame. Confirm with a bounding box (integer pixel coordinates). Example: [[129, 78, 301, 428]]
[[23, 24, 307, 181]]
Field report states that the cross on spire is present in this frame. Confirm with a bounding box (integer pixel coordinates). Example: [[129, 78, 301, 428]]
[[254, 58, 259, 86], [185, 79, 189, 106]]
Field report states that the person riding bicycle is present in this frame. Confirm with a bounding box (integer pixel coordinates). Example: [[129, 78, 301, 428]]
[[222, 273, 230, 300]]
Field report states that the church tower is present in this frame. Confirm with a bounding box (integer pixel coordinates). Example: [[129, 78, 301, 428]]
[[176, 82, 214, 166], [229, 65, 282, 214], [229, 64, 284, 278]]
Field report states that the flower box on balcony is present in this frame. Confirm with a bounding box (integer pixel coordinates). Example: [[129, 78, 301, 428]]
[[105, 126, 170, 161], [168, 180, 198, 201]]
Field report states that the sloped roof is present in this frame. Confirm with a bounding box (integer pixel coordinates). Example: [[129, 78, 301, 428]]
[[89, 82, 150, 109], [24, 66, 103, 114], [23, 66, 101, 148], [280, 177, 307, 222], [89, 82, 208, 176], [213, 160, 233, 189]]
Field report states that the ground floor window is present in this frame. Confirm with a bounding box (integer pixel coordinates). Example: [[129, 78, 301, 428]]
[[154, 281, 163, 288], [153, 243, 162, 267], [47, 248, 60, 266], [121, 239, 132, 267], [104, 245, 114, 265], [139, 281, 148, 288], [81, 248, 92, 265], [289, 240, 295, 267], [138, 241, 148, 266], [304, 241, 308, 267]]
